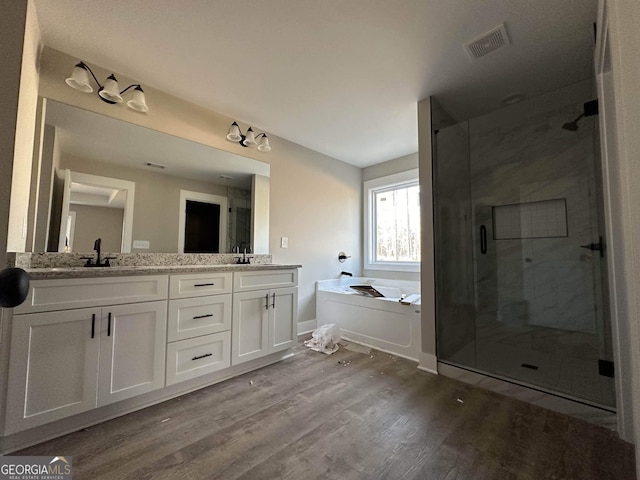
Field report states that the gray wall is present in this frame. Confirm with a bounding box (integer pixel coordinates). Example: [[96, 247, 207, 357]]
[[70, 204, 124, 253]]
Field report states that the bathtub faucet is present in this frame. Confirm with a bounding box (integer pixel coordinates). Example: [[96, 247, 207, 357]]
[[340, 271, 353, 277]]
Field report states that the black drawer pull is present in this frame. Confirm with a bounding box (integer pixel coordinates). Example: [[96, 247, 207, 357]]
[[265, 293, 269, 310], [91, 313, 95, 339], [193, 313, 214, 320], [192, 353, 213, 361], [107, 312, 112, 336], [271, 292, 276, 308], [194, 283, 215, 287]]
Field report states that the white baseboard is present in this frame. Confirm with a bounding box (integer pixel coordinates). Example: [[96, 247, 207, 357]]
[[297, 319, 317, 335], [417, 352, 438, 375]]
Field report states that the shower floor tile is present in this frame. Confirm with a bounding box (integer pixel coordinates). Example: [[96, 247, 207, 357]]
[[445, 335, 615, 408]]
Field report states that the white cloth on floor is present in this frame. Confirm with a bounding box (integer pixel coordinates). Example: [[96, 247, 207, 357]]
[[304, 323, 341, 354]]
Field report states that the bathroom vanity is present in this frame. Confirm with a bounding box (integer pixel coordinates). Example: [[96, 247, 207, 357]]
[[1, 259, 299, 451]]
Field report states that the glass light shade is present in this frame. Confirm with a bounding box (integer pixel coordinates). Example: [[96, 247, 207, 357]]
[[126, 86, 148, 112], [99, 74, 123, 103], [65, 64, 93, 93], [242, 127, 257, 146], [226, 122, 242, 142], [258, 135, 271, 152]]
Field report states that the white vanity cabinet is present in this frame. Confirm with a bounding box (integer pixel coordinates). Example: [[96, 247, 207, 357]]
[[5, 276, 168, 436], [3, 267, 300, 441], [165, 273, 232, 386], [232, 270, 298, 365]]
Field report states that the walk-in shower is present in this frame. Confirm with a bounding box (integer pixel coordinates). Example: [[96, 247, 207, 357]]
[[432, 78, 615, 409]]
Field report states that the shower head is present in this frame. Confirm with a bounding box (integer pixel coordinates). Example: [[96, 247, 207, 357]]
[[562, 113, 584, 132]]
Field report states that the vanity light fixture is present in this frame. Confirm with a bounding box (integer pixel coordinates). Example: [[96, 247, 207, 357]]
[[65, 61, 149, 113], [226, 122, 271, 152]]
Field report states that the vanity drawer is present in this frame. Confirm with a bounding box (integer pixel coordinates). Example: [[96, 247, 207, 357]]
[[233, 269, 298, 292], [166, 331, 230, 386], [169, 272, 233, 299], [167, 294, 231, 342], [14, 276, 169, 314]]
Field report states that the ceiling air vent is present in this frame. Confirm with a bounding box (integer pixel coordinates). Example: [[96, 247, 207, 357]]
[[464, 23, 510, 60]]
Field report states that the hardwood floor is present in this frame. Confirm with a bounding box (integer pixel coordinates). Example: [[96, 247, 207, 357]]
[[15, 342, 636, 479]]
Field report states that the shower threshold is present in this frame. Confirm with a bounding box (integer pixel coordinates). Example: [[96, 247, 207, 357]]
[[438, 360, 617, 431]]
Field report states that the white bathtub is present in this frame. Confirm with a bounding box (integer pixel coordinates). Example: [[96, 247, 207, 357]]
[[316, 277, 421, 361]]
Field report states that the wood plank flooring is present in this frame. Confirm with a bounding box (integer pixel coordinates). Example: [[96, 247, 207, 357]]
[[14, 342, 636, 479]]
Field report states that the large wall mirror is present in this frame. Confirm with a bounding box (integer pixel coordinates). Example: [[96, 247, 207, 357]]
[[33, 99, 270, 254]]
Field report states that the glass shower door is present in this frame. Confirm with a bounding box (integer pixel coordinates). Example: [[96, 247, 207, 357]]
[[433, 80, 616, 408]]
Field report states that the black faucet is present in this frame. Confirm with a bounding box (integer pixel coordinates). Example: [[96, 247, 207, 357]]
[[340, 271, 353, 277], [236, 248, 251, 265], [94, 238, 102, 266], [80, 238, 115, 267]]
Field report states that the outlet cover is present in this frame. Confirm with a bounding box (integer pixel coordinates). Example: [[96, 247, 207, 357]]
[[281, 236, 288, 248], [133, 240, 150, 249]]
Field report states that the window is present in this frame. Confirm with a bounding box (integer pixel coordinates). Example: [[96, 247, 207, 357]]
[[364, 169, 420, 272]]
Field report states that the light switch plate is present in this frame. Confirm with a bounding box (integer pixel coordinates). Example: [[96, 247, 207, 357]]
[[281, 236, 288, 248], [133, 240, 150, 249]]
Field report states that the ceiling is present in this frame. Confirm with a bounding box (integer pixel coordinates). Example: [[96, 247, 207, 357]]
[[33, 0, 598, 168]]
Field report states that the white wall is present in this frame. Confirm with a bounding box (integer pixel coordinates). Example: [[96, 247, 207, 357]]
[[7, 0, 41, 252], [362, 152, 420, 282], [602, 0, 640, 471], [417, 100, 437, 372], [35, 47, 362, 328]]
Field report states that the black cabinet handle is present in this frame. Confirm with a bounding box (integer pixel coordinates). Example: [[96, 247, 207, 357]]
[[480, 225, 487, 255], [194, 283, 214, 287], [265, 293, 269, 310], [91, 313, 95, 339], [192, 353, 213, 361], [193, 313, 214, 320], [107, 312, 112, 336], [271, 293, 276, 308]]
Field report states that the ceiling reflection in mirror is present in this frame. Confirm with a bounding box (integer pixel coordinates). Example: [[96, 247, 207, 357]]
[[36, 100, 270, 254]]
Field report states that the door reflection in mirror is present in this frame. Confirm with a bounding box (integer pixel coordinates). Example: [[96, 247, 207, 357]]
[[184, 200, 221, 253], [178, 190, 227, 254]]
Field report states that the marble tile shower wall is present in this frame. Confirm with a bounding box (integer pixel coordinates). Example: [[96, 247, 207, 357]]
[[468, 78, 603, 342]]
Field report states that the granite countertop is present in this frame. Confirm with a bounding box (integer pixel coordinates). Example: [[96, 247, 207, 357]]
[[24, 263, 302, 280]]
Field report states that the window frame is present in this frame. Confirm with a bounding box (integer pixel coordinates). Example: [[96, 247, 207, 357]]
[[364, 169, 420, 272]]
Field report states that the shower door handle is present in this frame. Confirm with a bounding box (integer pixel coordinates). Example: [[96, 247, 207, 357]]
[[480, 225, 487, 255]]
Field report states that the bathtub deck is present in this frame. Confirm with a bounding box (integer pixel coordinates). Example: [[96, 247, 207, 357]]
[[14, 340, 635, 479]]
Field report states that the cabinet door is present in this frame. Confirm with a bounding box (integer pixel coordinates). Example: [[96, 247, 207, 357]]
[[4, 308, 101, 435], [231, 290, 269, 365], [98, 301, 167, 406], [269, 287, 298, 353]]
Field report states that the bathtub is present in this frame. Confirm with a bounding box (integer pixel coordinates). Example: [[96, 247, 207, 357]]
[[316, 277, 421, 361]]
